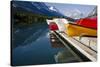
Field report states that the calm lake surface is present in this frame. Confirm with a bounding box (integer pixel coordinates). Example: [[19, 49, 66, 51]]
[[12, 22, 82, 66]]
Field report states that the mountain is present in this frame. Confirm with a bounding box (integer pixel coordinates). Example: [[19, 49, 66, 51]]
[[64, 9, 84, 19], [11, 1, 65, 17]]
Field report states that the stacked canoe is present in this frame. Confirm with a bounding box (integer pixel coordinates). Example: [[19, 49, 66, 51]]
[[49, 22, 59, 31], [46, 16, 97, 37], [65, 17, 97, 37]]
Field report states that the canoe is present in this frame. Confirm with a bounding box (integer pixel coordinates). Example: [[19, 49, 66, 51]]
[[64, 23, 97, 37], [53, 18, 69, 32], [76, 17, 97, 29], [49, 22, 59, 31]]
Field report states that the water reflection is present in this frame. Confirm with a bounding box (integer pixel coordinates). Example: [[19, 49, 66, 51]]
[[54, 49, 81, 63], [12, 22, 82, 66], [12, 22, 48, 48], [49, 33, 65, 48], [49, 32, 82, 63]]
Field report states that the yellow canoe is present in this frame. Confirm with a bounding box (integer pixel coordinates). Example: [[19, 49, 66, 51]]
[[64, 23, 97, 37]]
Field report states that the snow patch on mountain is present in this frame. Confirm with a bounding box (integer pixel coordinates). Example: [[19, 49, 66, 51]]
[[49, 6, 58, 12], [64, 9, 84, 19]]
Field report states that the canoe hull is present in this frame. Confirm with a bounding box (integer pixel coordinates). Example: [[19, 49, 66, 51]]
[[76, 17, 97, 29], [65, 23, 97, 37], [53, 18, 69, 32], [49, 22, 59, 31]]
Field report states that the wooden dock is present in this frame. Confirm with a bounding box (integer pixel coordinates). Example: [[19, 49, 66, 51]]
[[53, 31, 97, 62]]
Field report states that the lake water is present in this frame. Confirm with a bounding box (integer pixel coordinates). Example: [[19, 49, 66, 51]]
[[12, 22, 82, 66]]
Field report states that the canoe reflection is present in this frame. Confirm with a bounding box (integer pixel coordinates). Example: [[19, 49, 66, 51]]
[[49, 32, 82, 63], [49, 33, 65, 48], [54, 49, 81, 63]]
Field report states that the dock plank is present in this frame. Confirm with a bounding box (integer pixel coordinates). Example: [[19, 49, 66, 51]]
[[56, 31, 97, 62]]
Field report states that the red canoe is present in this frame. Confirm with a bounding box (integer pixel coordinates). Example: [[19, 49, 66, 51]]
[[76, 17, 97, 29], [49, 22, 59, 31]]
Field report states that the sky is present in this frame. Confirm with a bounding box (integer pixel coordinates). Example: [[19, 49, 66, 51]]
[[45, 2, 96, 19]]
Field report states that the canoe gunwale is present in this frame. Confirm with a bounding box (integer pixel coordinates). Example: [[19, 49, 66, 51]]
[[68, 23, 97, 30]]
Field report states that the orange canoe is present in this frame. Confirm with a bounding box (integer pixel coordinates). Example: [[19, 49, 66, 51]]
[[65, 23, 97, 37]]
